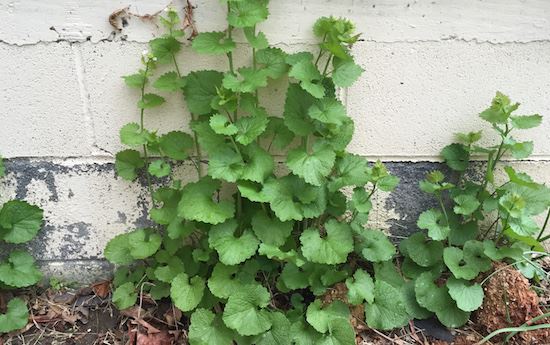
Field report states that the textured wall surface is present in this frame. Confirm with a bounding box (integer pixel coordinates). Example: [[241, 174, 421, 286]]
[[1, 0, 549, 282]]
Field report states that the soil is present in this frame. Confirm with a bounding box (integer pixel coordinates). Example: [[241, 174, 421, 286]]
[[474, 263, 550, 344], [1, 263, 549, 345]]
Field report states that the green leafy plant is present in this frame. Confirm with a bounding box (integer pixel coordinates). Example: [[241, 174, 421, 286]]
[[0, 156, 44, 333], [103, 2, 414, 343], [400, 92, 550, 328], [104, 2, 550, 341]]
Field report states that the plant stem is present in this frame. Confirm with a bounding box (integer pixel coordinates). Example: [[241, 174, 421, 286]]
[[237, 191, 243, 218], [252, 25, 259, 102], [496, 212, 511, 244], [321, 55, 332, 77], [480, 216, 500, 240], [536, 208, 550, 241], [437, 193, 450, 225], [226, 3, 235, 75], [476, 324, 550, 345], [139, 62, 155, 206], [170, 52, 203, 178], [302, 135, 309, 152], [314, 34, 327, 67], [171, 55, 181, 76], [504, 312, 550, 342], [481, 125, 510, 192], [229, 136, 244, 161]]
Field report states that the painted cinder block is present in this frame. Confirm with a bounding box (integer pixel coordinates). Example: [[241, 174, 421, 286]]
[[347, 41, 550, 160], [1, 0, 549, 44], [0, 43, 92, 158], [1, 0, 550, 279]]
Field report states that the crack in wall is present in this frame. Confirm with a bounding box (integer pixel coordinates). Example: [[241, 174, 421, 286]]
[[72, 44, 113, 156], [3, 37, 550, 47]]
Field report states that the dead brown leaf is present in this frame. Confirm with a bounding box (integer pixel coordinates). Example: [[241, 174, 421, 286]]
[[136, 331, 173, 345], [92, 280, 112, 299], [163, 306, 182, 327]]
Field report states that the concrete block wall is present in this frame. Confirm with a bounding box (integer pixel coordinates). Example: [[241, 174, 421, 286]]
[[1, 0, 549, 281]]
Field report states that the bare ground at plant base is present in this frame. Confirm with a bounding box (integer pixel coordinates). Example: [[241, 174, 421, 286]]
[[2, 264, 550, 345]]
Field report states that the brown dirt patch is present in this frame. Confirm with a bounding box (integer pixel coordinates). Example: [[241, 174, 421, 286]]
[[474, 263, 550, 344]]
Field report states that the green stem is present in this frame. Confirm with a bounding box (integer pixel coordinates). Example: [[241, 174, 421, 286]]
[[350, 184, 377, 223], [476, 324, 550, 345], [252, 25, 259, 102], [536, 208, 550, 241], [504, 312, 550, 342], [171, 54, 181, 76], [481, 125, 510, 192], [314, 34, 327, 67], [321, 55, 332, 77], [302, 135, 309, 152], [226, 3, 235, 75], [266, 132, 276, 153], [139, 62, 155, 206], [229, 136, 244, 161], [237, 192, 243, 218], [480, 216, 500, 240], [170, 53, 203, 178], [436, 193, 449, 225], [496, 212, 511, 244]]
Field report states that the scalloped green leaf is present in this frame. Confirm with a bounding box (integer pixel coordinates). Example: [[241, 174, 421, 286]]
[[223, 68, 269, 93], [192, 31, 236, 55], [148, 159, 171, 177], [511, 114, 542, 129], [0, 250, 42, 288], [345, 269, 374, 305], [153, 71, 186, 91], [283, 83, 315, 136], [251, 211, 293, 246], [287, 144, 336, 186], [441, 143, 469, 172], [127, 228, 162, 259], [244, 28, 269, 50], [263, 175, 326, 221], [399, 232, 443, 267], [170, 273, 205, 312], [253, 312, 292, 345], [222, 285, 272, 336], [300, 219, 353, 264], [115, 149, 144, 181], [159, 131, 194, 160], [453, 194, 480, 216], [183, 70, 224, 115], [178, 177, 235, 224], [364, 280, 409, 330], [0, 200, 43, 244], [446, 277, 484, 312], [208, 219, 259, 265], [0, 298, 28, 333], [189, 308, 235, 345], [227, 0, 269, 28], [112, 282, 137, 310], [332, 61, 363, 87], [417, 209, 450, 241], [354, 229, 395, 262], [137, 93, 165, 109], [308, 98, 348, 125], [306, 299, 349, 333], [256, 48, 288, 79]]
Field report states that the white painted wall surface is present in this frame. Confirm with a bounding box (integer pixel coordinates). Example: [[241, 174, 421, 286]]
[[0, 0, 549, 278], [1, 0, 549, 160]]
